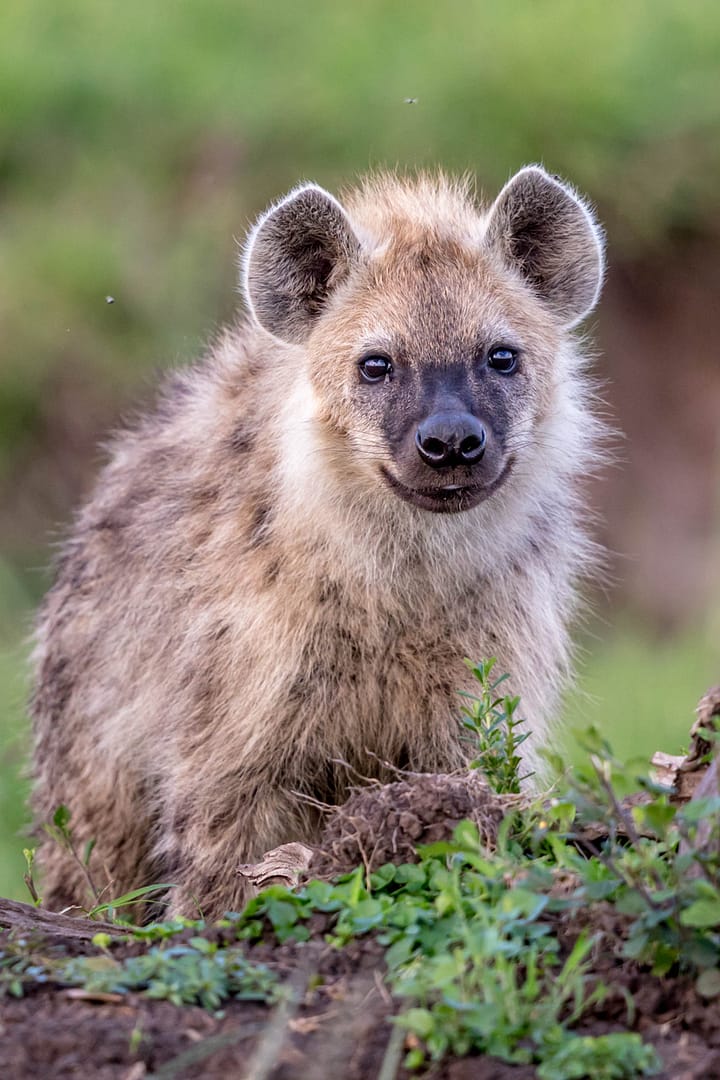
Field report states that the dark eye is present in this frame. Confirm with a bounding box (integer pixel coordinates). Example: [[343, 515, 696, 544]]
[[359, 355, 393, 383], [487, 346, 519, 375]]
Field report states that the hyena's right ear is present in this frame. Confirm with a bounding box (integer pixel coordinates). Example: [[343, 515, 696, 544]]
[[242, 184, 360, 344]]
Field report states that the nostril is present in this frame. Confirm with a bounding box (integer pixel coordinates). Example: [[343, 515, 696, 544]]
[[415, 428, 452, 467], [459, 429, 486, 464], [422, 436, 449, 462]]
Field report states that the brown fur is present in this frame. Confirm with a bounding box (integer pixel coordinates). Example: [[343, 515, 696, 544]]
[[31, 167, 606, 918]]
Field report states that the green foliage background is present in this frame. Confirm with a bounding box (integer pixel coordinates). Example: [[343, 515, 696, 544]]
[[0, 0, 719, 898]]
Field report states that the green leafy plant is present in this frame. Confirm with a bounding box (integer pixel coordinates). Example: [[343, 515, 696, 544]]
[[537, 1032, 661, 1080], [39, 804, 176, 920], [22, 847, 40, 906], [546, 726, 720, 981], [60, 941, 280, 1010], [226, 820, 660, 1076], [460, 658, 531, 793], [0, 946, 46, 999], [41, 804, 105, 910]]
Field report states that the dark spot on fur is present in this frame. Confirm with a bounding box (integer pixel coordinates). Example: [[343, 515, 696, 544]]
[[317, 576, 342, 606], [31, 654, 75, 734], [248, 502, 273, 547], [286, 671, 312, 708], [228, 425, 256, 454], [171, 808, 191, 838], [59, 554, 89, 591], [91, 515, 123, 533], [190, 485, 220, 509], [393, 746, 413, 772], [263, 559, 280, 586], [299, 758, 349, 804], [337, 626, 362, 664]]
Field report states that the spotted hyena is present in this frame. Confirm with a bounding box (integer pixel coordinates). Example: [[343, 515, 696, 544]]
[[31, 166, 605, 917]]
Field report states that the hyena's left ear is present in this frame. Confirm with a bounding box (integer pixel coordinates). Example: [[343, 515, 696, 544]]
[[243, 184, 360, 344], [485, 166, 605, 328]]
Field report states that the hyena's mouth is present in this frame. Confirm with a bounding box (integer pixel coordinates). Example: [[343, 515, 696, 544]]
[[381, 460, 514, 514]]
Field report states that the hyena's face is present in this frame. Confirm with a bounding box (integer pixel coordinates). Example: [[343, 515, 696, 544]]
[[244, 167, 604, 514], [305, 253, 564, 514]]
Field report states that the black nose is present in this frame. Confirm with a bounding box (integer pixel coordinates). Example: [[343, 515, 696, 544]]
[[415, 412, 487, 469]]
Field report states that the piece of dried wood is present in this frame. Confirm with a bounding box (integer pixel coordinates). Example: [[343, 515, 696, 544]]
[[684, 684, 720, 769], [0, 897, 120, 942], [679, 755, 720, 868], [651, 685, 720, 804], [237, 842, 315, 890], [62, 988, 125, 1004]]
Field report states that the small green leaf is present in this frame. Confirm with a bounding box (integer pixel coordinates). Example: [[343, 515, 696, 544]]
[[452, 820, 480, 849], [633, 800, 675, 835], [681, 796, 720, 824], [394, 864, 426, 888], [88, 882, 176, 917], [499, 888, 548, 923], [370, 864, 396, 887], [398, 1006, 435, 1040], [680, 898, 720, 929], [696, 968, 720, 998], [265, 899, 299, 930], [404, 1047, 426, 1070]]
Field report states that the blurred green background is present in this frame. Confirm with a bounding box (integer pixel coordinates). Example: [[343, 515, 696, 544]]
[[1, 0, 719, 899]]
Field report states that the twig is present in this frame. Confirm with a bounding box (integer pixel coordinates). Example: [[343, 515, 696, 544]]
[[567, 832, 664, 913], [590, 756, 667, 894], [377, 1021, 405, 1080], [373, 967, 393, 1007], [288, 789, 335, 812], [329, 757, 384, 785], [145, 1021, 265, 1079], [244, 969, 309, 1080]]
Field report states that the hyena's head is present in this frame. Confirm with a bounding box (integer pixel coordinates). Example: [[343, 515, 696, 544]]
[[243, 167, 604, 515]]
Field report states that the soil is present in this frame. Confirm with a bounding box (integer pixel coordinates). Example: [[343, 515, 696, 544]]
[[308, 771, 512, 879], [3, 950, 720, 1079], [3, 773, 720, 1079]]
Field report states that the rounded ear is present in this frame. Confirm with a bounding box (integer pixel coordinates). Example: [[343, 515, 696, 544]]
[[485, 166, 605, 328], [242, 184, 360, 344]]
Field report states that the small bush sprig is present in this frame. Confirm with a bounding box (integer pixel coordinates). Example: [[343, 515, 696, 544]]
[[460, 658, 531, 793], [39, 804, 175, 921]]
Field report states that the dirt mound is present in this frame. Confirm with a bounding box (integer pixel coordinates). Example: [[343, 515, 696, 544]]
[[309, 771, 514, 879]]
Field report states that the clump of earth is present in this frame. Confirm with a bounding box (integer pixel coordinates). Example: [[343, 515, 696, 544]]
[[309, 770, 514, 879]]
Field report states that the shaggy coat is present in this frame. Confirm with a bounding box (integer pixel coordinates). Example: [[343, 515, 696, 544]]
[[31, 167, 605, 917]]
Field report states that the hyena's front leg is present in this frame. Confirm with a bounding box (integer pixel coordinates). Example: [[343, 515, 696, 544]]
[[159, 785, 317, 920]]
